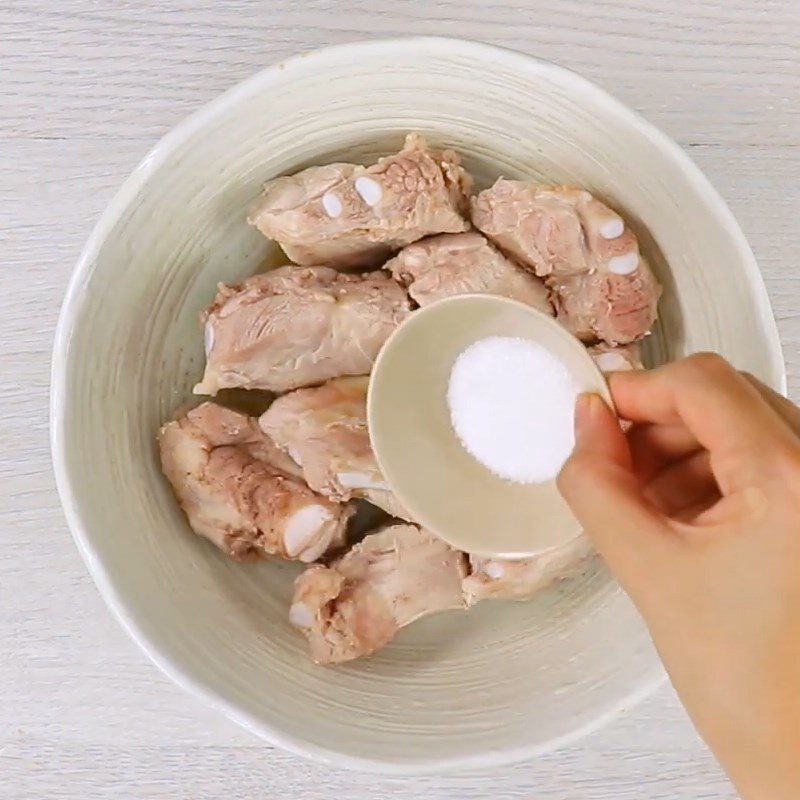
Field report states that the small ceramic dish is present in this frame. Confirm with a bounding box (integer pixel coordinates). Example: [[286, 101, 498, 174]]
[[368, 294, 613, 558], [51, 37, 784, 773]]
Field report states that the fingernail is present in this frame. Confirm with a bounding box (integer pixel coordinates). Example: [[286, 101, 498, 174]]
[[575, 393, 601, 439]]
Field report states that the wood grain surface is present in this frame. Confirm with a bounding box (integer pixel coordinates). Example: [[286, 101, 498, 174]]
[[1, 1, 798, 797]]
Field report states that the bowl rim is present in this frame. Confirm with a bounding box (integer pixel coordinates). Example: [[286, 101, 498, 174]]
[[50, 35, 783, 774]]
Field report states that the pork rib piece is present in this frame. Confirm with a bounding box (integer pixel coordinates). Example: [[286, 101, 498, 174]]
[[384, 232, 552, 313], [552, 268, 661, 346], [463, 535, 594, 605], [260, 376, 412, 519], [588, 342, 645, 433], [290, 524, 468, 664], [471, 181, 661, 344], [158, 402, 351, 562], [588, 341, 644, 374], [248, 134, 473, 268], [195, 266, 411, 395]]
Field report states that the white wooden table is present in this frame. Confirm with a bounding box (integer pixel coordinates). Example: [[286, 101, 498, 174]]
[[2, 2, 798, 797]]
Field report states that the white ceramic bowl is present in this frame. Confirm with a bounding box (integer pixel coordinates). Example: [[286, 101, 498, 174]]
[[51, 37, 784, 774]]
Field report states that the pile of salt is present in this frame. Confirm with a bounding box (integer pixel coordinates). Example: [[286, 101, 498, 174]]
[[446, 336, 578, 483]]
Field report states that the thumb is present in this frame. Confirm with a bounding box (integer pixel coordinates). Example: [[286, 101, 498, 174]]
[[558, 394, 671, 585]]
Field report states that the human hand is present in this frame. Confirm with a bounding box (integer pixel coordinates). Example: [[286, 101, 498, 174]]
[[558, 353, 800, 800]]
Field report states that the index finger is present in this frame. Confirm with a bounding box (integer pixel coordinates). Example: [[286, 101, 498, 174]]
[[609, 353, 791, 459]]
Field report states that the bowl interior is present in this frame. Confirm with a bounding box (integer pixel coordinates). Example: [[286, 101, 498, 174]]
[[53, 38, 783, 772], [368, 295, 612, 558]]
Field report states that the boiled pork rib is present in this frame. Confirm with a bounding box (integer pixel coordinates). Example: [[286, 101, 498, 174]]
[[462, 536, 595, 605], [471, 181, 660, 344], [588, 341, 644, 374], [260, 376, 411, 519], [195, 266, 411, 395], [385, 231, 552, 313], [248, 133, 473, 268], [158, 402, 351, 562], [290, 524, 468, 663]]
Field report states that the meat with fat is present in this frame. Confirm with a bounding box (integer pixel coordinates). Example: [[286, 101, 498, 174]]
[[195, 266, 411, 395], [471, 181, 660, 344], [158, 402, 351, 562], [384, 231, 552, 313], [260, 376, 412, 520], [290, 524, 468, 663], [462, 535, 595, 605], [248, 133, 473, 268]]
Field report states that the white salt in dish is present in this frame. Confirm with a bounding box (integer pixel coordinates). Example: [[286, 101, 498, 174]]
[[447, 336, 578, 484]]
